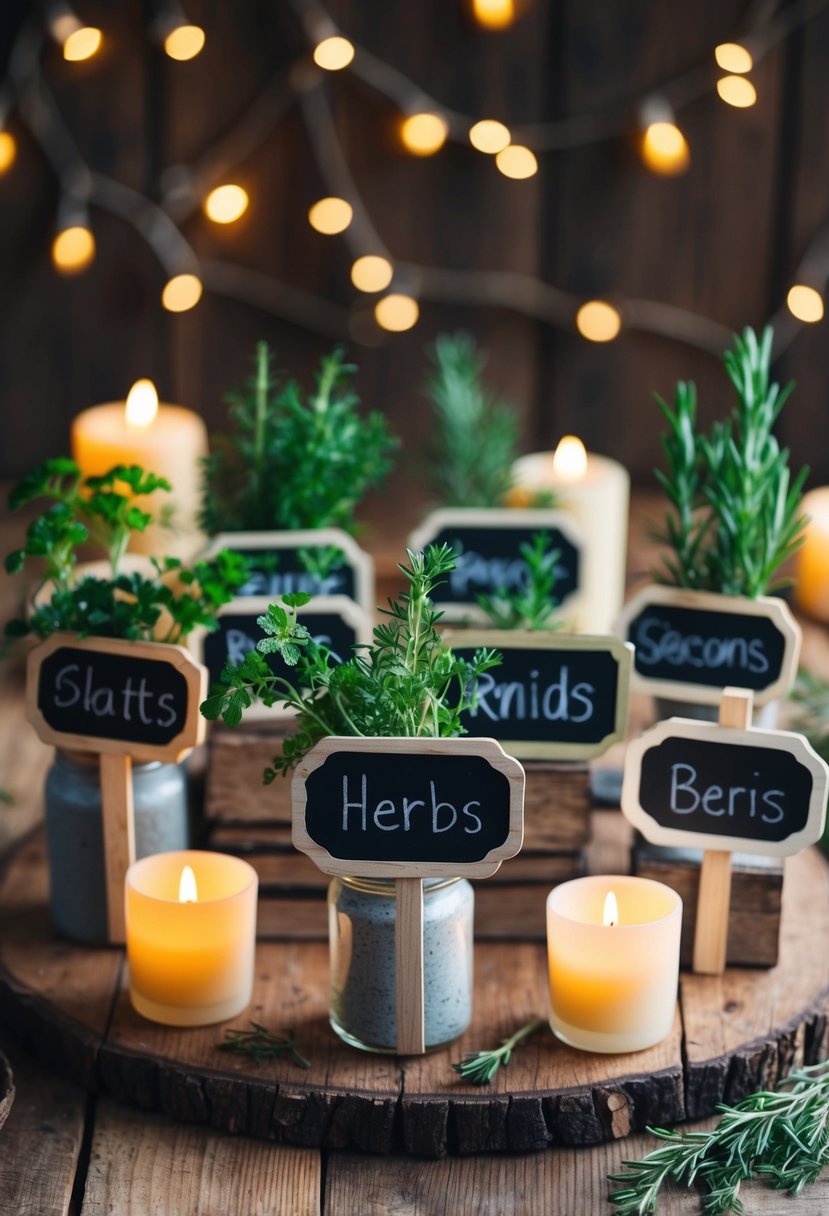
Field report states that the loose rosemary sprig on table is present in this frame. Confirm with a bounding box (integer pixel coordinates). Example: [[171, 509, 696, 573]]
[[451, 1016, 546, 1086], [608, 1059, 829, 1214], [216, 1023, 310, 1069]]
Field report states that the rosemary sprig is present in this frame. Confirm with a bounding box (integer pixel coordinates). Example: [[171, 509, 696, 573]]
[[608, 1059, 829, 1214], [451, 1016, 545, 1085], [216, 1023, 310, 1069], [476, 531, 562, 631]]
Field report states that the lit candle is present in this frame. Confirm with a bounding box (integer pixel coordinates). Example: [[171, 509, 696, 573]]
[[795, 488, 829, 621], [125, 850, 258, 1027], [546, 874, 681, 1053], [510, 438, 630, 633], [71, 380, 208, 559]]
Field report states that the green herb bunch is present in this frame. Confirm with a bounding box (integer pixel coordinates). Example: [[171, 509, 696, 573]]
[[609, 1059, 829, 1214], [790, 669, 829, 768], [476, 531, 562, 631], [4, 457, 249, 643], [654, 326, 808, 597], [200, 342, 397, 535], [201, 543, 501, 777]]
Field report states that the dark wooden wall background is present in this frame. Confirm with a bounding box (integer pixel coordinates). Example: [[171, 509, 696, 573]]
[[1, 0, 828, 540]]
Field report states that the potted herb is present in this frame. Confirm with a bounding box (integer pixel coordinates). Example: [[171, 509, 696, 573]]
[[4, 458, 248, 943], [202, 544, 514, 1053]]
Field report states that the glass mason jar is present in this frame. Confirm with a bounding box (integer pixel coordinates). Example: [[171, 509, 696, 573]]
[[44, 750, 190, 945], [328, 875, 474, 1053]]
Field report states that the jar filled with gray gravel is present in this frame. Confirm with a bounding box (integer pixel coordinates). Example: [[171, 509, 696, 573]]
[[328, 875, 474, 1053]]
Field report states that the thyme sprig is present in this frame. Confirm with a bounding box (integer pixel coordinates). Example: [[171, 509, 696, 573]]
[[217, 1023, 310, 1069], [608, 1059, 829, 1214], [451, 1016, 546, 1086], [476, 531, 562, 631]]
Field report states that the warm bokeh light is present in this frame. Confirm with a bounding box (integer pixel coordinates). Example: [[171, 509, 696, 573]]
[[63, 26, 102, 62], [164, 23, 205, 61], [575, 300, 621, 342], [178, 864, 198, 903], [203, 183, 249, 224], [351, 255, 393, 292], [374, 293, 419, 332], [161, 273, 203, 312], [400, 112, 448, 156], [716, 75, 757, 107], [552, 435, 588, 481], [641, 121, 690, 175], [714, 42, 753, 73], [125, 379, 159, 428], [469, 119, 511, 154], [602, 891, 619, 927], [472, 0, 516, 29], [0, 131, 16, 175], [51, 225, 95, 274], [308, 196, 353, 235], [313, 35, 355, 71], [787, 285, 824, 323], [495, 144, 538, 179]]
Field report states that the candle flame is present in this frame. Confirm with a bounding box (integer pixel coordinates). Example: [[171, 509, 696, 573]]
[[603, 890, 618, 927], [552, 434, 588, 481], [178, 864, 198, 903], [125, 379, 159, 428]]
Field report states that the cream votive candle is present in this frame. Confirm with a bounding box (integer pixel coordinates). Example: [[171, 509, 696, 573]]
[[126, 850, 258, 1027], [546, 874, 681, 1053]]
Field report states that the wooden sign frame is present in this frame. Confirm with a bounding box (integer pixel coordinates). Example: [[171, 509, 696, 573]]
[[407, 507, 583, 623], [202, 528, 375, 615], [615, 585, 801, 706], [441, 629, 633, 761]]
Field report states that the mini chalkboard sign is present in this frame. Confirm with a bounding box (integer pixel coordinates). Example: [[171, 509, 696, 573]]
[[202, 529, 374, 615], [199, 596, 373, 722], [616, 585, 801, 706], [292, 736, 525, 1053], [407, 508, 582, 623], [621, 686, 829, 974], [442, 630, 633, 761], [26, 633, 207, 944]]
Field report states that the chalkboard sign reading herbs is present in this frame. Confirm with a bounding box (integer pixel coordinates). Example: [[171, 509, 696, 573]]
[[616, 586, 801, 706], [442, 630, 633, 760], [407, 508, 582, 622], [202, 528, 374, 614]]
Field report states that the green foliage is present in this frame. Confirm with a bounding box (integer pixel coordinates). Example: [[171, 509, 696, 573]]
[[653, 327, 808, 597], [201, 543, 502, 777], [451, 1017, 545, 1085], [608, 1059, 829, 1214], [790, 669, 829, 767], [216, 1023, 310, 1069], [476, 531, 563, 630], [200, 341, 397, 534]]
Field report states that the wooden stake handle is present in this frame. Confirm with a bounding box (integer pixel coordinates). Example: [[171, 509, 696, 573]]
[[99, 753, 136, 945], [395, 877, 425, 1055]]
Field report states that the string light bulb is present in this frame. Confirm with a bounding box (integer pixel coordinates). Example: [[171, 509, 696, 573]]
[[714, 43, 753, 73], [716, 76, 757, 107], [52, 222, 96, 275], [313, 35, 355, 71], [641, 120, 690, 176], [49, 4, 102, 61], [575, 300, 621, 342], [161, 273, 203, 312], [351, 255, 393, 293], [787, 285, 824, 323], [203, 184, 249, 224], [308, 196, 353, 235], [0, 130, 16, 175], [152, 3, 204, 60], [469, 119, 511, 154], [375, 293, 419, 332], [495, 144, 538, 179], [400, 113, 448, 156], [471, 0, 516, 30]]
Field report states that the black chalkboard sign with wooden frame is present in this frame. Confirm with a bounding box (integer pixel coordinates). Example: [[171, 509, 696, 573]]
[[616, 585, 801, 706], [442, 629, 633, 761]]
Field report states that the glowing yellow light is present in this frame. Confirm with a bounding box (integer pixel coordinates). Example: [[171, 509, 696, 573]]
[[714, 42, 753, 73], [469, 119, 511, 154], [787, 285, 824, 324], [472, 0, 516, 30], [161, 273, 203, 312], [603, 890, 618, 927], [125, 379, 159, 428], [313, 35, 355, 71], [164, 24, 205, 61], [51, 225, 96, 274], [575, 300, 621, 342], [374, 293, 419, 332], [0, 131, 16, 175], [716, 75, 757, 108], [552, 435, 588, 481], [400, 113, 448, 156], [495, 144, 537, 179], [203, 184, 249, 224], [351, 255, 393, 293], [308, 196, 353, 235], [178, 864, 198, 903], [641, 122, 690, 176], [63, 26, 102, 62]]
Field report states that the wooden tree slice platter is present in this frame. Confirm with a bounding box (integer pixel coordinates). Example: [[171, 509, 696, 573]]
[[1, 815, 828, 1157], [0, 1048, 13, 1132]]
